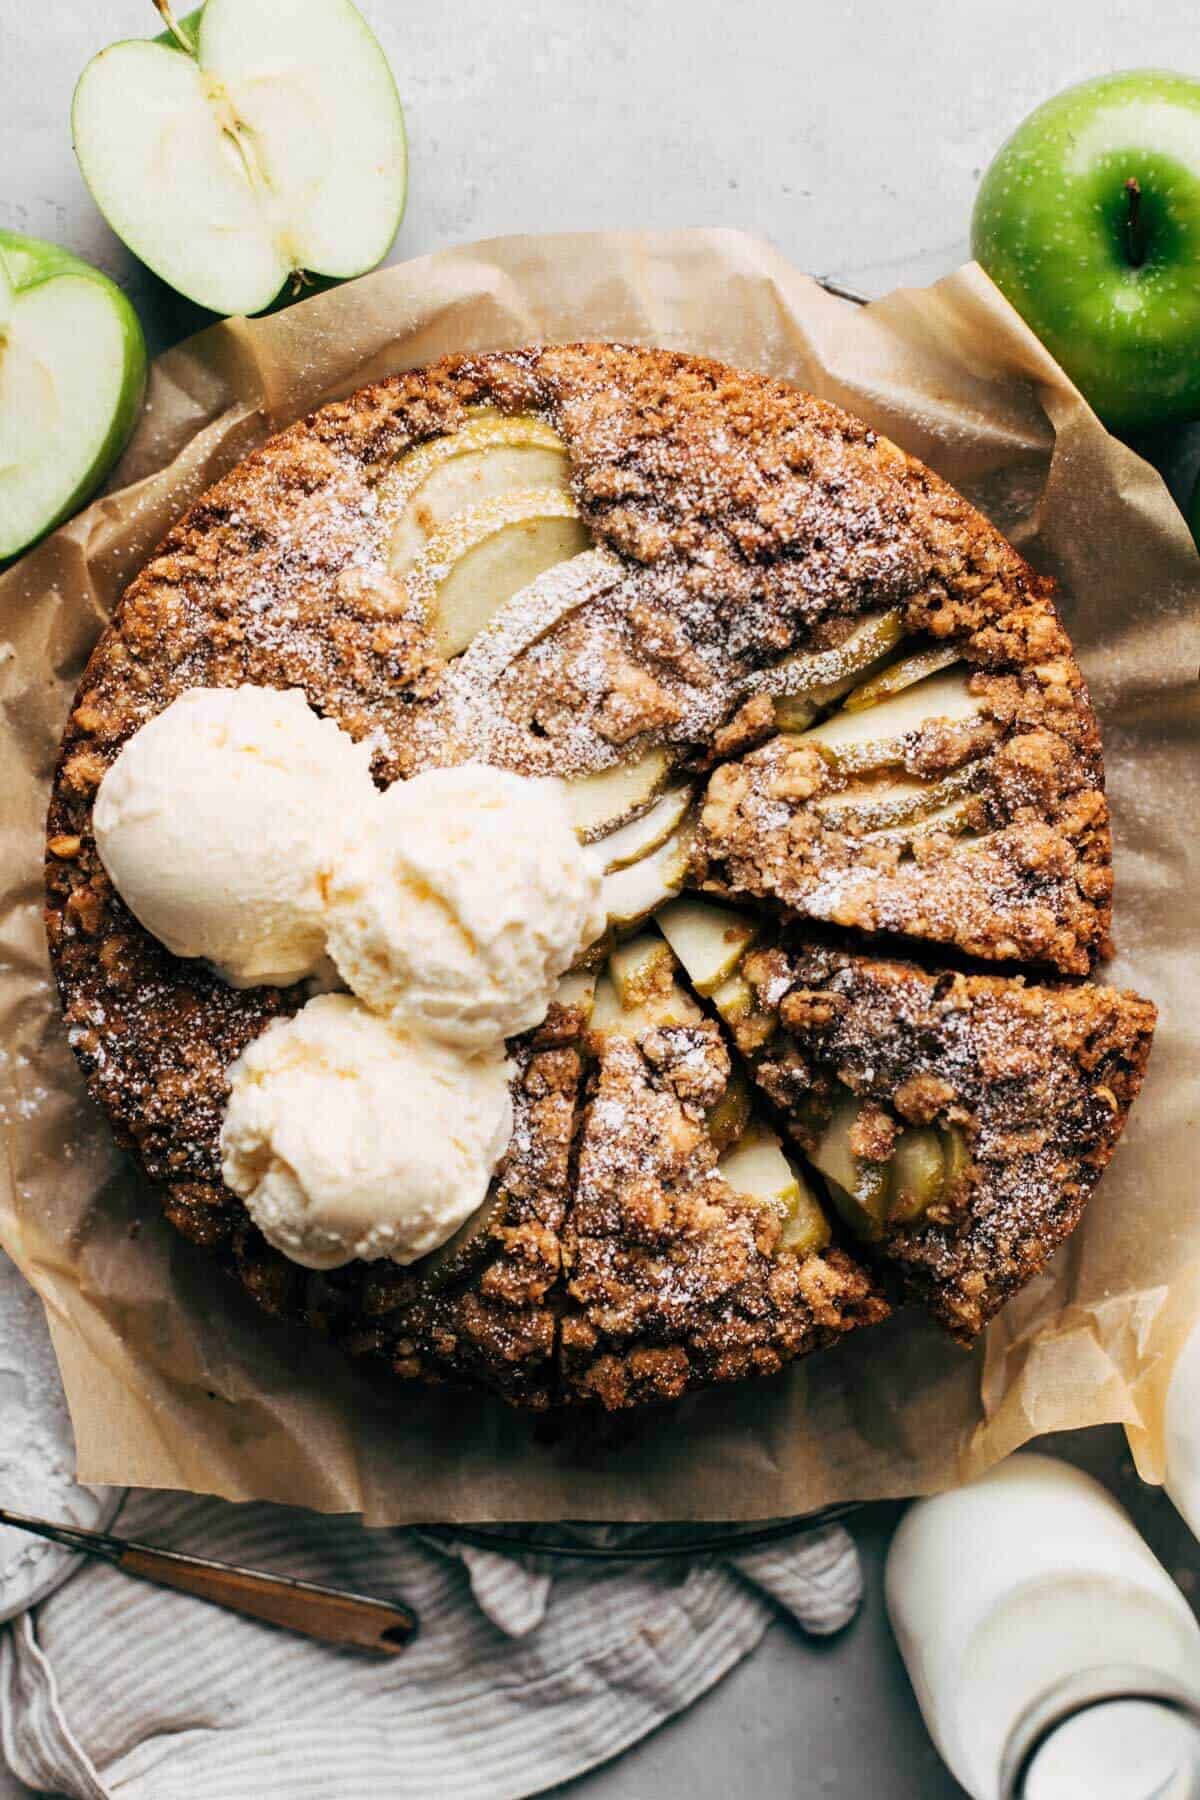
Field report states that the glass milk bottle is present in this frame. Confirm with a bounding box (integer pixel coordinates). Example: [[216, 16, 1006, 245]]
[[1165, 1317, 1200, 1540], [885, 1452, 1200, 1799]]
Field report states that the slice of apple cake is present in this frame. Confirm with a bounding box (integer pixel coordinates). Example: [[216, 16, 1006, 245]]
[[655, 901, 1155, 1343], [694, 593, 1111, 976], [559, 938, 887, 1408]]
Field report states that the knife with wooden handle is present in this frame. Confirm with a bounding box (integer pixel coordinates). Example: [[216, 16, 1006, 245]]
[[0, 1507, 418, 1653]]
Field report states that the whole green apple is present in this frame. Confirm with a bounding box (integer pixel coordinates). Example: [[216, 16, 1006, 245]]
[[972, 70, 1200, 433]]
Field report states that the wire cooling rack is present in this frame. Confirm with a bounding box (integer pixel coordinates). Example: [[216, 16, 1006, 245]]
[[420, 1507, 862, 1562]]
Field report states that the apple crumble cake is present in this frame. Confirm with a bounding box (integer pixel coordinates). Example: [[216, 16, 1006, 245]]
[[710, 931, 1154, 1341], [44, 342, 1153, 1410]]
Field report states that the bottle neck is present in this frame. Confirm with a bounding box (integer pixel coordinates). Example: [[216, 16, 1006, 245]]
[[1000, 1667, 1200, 1800]]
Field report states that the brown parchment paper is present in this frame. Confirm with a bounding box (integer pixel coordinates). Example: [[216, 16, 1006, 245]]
[[0, 228, 1197, 1523]]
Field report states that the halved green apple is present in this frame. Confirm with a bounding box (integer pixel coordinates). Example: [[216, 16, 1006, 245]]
[[407, 488, 591, 658], [718, 1122, 832, 1257], [808, 1096, 890, 1241], [0, 230, 146, 559], [798, 668, 985, 773], [595, 784, 694, 872], [598, 814, 693, 932], [843, 642, 963, 712], [387, 411, 570, 572], [72, 0, 407, 317], [656, 895, 758, 995], [812, 761, 982, 833], [565, 748, 673, 843]]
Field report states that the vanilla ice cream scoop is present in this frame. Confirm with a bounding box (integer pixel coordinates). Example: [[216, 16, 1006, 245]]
[[325, 763, 604, 1052], [94, 686, 377, 989], [221, 993, 514, 1269]]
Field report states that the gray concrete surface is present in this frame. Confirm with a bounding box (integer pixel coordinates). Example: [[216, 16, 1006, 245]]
[[2, 2, 1198, 1794]]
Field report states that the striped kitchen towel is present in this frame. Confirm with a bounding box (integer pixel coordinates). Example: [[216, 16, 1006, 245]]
[[0, 1491, 860, 1799]]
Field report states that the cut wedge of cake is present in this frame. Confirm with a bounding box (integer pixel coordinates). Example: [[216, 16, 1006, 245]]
[[696, 602, 1111, 977], [561, 949, 888, 1409], [721, 935, 1154, 1341]]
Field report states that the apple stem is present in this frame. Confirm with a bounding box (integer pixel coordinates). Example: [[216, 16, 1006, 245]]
[[1123, 177, 1146, 269], [152, 0, 197, 55]]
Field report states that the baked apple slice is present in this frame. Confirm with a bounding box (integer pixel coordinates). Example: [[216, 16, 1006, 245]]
[[843, 642, 963, 712], [807, 1098, 970, 1241], [387, 411, 570, 572], [718, 1122, 832, 1257], [705, 1063, 752, 1151], [655, 895, 758, 994], [607, 933, 678, 1011], [799, 667, 986, 773], [808, 1095, 892, 1242], [565, 749, 673, 842], [406, 487, 591, 657], [811, 761, 983, 832], [650, 894, 776, 1051], [888, 1127, 950, 1225], [596, 813, 693, 932], [590, 940, 703, 1038], [864, 793, 983, 846], [591, 784, 693, 871], [708, 969, 778, 1055], [763, 608, 905, 731], [448, 548, 623, 687]]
